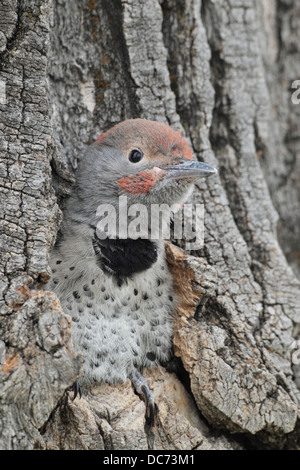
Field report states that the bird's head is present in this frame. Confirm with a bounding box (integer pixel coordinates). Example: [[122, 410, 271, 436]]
[[66, 119, 216, 237]]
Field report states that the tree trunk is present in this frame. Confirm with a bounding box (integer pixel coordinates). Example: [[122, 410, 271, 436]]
[[0, 0, 299, 450]]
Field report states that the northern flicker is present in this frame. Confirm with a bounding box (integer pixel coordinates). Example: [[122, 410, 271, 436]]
[[47, 119, 216, 422]]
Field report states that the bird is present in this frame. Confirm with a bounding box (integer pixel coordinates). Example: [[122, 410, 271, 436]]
[[47, 118, 216, 423]]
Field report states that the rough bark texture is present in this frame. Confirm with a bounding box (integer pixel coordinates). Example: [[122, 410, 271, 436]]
[[0, 0, 299, 450]]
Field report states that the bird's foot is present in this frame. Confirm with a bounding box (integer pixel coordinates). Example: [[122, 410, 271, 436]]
[[69, 380, 82, 401], [131, 371, 156, 427]]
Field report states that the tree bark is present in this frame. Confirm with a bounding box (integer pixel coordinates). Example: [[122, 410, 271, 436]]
[[0, 0, 299, 450]]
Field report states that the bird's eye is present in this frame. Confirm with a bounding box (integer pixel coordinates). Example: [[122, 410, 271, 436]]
[[129, 149, 143, 163]]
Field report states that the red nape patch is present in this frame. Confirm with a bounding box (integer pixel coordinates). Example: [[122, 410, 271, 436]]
[[96, 132, 106, 144], [118, 170, 161, 194]]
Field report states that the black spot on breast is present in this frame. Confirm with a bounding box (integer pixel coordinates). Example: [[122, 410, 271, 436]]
[[142, 293, 149, 300], [73, 291, 80, 300], [69, 266, 75, 271], [56, 260, 62, 265], [134, 289, 138, 296], [146, 352, 156, 361], [84, 290, 94, 299]]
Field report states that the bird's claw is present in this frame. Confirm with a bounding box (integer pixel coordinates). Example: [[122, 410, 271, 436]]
[[70, 380, 82, 400], [140, 383, 156, 425], [131, 371, 156, 427]]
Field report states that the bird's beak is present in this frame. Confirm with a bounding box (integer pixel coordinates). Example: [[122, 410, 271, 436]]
[[161, 160, 217, 181]]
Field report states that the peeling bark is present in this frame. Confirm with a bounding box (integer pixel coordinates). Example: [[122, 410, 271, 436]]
[[0, 0, 299, 450]]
